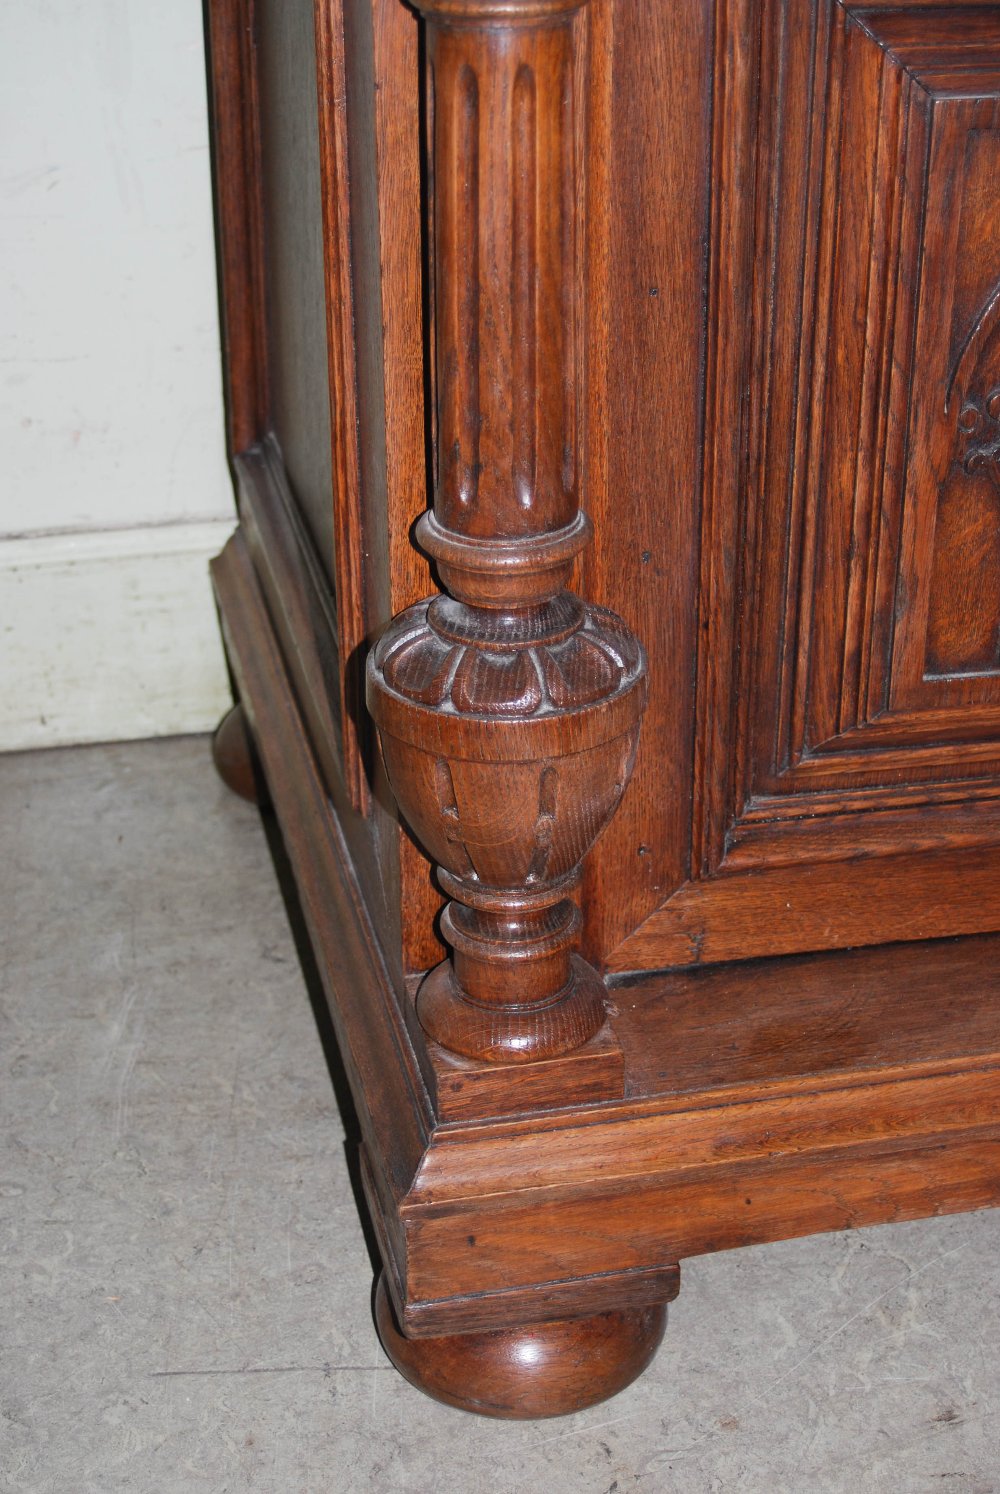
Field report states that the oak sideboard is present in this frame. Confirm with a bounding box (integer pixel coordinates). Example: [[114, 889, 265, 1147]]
[[205, 0, 1000, 1417]]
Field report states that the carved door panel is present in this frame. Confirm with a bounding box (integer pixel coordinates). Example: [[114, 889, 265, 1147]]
[[591, 0, 1000, 972], [790, 9, 1000, 761]]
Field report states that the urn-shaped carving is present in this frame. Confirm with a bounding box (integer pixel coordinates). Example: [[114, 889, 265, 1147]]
[[367, 594, 647, 895]]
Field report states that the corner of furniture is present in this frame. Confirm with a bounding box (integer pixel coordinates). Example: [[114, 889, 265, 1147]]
[[205, 0, 1000, 1417]]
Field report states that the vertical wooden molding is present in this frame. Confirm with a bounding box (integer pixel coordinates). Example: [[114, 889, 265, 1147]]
[[315, 0, 371, 812], [367, 0, 647, 1065], [204, 0, 270, 456]]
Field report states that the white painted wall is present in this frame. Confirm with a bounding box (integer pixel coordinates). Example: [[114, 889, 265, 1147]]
[[1, 0, 236, 749]]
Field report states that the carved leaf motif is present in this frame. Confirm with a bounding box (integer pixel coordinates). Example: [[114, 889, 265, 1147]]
[[584, 608, 644, 673], [957, 389, 1000, 495], [538, 633, 618, 708], [382, 633, 460, 705], [451, 648, 544, 715], [378, 600, 644, 717]]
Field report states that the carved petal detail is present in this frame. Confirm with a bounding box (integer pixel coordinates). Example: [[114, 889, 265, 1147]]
[[452, 648, 544, 716], [376, 600, 644, 718], [381, 631, 460, 706], [537, 631, 619, 708], [584, 608, 644, 674]]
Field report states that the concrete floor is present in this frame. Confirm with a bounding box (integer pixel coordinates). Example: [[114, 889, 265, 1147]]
[[2, 736, 998, 1494]]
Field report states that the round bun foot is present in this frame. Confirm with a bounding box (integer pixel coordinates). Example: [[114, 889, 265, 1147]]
[[374, 1275, 667, 1419], [212, 703, 266, 805]]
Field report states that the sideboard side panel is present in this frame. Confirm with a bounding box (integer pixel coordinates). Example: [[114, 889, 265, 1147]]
[[256, 0, 337, 584]]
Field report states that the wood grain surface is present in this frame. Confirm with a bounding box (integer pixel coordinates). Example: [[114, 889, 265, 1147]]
[[366, 0, 650, 1065], [206, 0, 1000, 1419]]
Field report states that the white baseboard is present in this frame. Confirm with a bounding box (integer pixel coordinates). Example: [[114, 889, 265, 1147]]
[[0, 520, 237, 751]]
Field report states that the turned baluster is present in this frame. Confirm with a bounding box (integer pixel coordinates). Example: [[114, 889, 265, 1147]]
[[367, 0, 647, 1065]]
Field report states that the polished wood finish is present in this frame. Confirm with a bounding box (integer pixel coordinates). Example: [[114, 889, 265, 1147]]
[[600, 0, 1000, 971], [204, 0, 269, 456], [212, 526, 1000, 1341], [366, 0, 648, 1065], [207, 0, 1000, 1420], [375, 1272, 670, 1419]]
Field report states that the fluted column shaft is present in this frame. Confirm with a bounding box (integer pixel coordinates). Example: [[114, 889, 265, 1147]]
[[430, 7, 577, 540], [417, 0, 590, 608]]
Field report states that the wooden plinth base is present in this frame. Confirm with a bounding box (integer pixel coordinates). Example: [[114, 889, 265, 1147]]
[[374, 1274, 667, 1419], [212, 495, 1000, 1416], [212, 703, 265, 805]]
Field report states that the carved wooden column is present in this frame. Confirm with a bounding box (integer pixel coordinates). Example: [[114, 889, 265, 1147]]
[[367, 0, 646, 1066]]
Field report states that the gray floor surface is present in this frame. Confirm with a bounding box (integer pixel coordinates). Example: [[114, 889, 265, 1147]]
[[2, 735, 998, 1494]]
